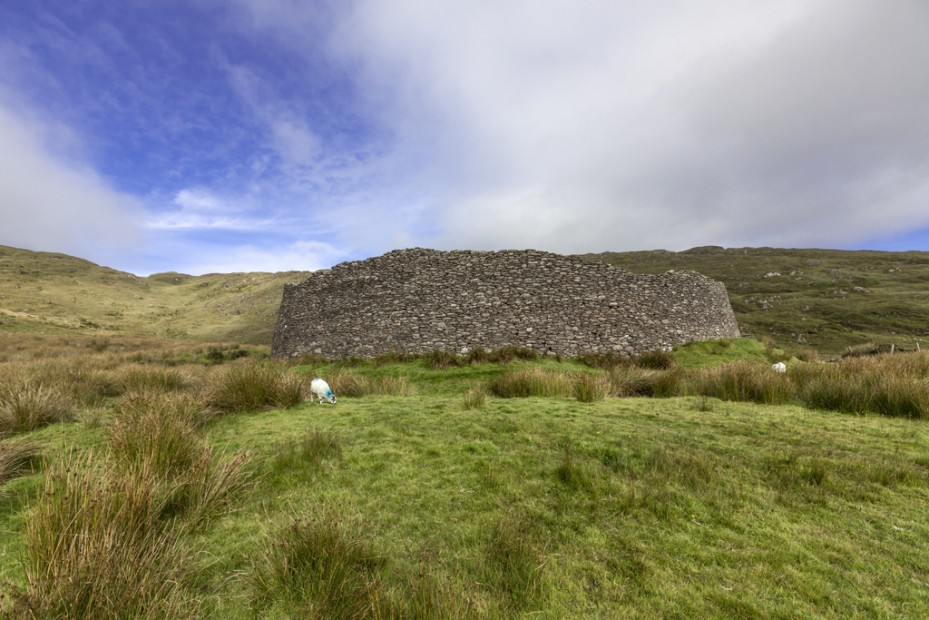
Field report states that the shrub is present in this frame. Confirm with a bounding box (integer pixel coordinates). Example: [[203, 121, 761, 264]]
[[489, 370, 571, 398]]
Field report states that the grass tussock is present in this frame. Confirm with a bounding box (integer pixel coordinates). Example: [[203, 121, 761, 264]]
[[634, 349, 677, 370], [206, 361, 304, 413], [463, 382, 489, 410], [109, 402, 252, 527], [693, 361, 794, 405], [0, 439, 39, 485], [327, 373, 410, 397], [115, 364, 192, 394], [573, 373, 610, 402], [489, 369, 572, 398], [15, 453, 199, 619], [608, 366, 681, 398], [249, 513, 388, 619], [0, 377, 73, 435]]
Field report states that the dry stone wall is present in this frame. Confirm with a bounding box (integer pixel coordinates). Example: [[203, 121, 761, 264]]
[[272, 249, 741, 359]]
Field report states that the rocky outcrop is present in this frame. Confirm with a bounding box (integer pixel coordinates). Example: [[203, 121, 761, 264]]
[[272, 249, 740, 358]]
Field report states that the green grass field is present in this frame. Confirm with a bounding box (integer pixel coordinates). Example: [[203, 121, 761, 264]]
[[2, 338, 929, 618]]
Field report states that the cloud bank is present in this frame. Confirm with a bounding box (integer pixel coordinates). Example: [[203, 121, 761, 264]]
[[3, 0, 929, 276], [328, 0, 929, 252], [0, 100, 142, 258]]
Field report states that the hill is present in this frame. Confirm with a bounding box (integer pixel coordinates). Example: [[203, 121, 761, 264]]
[[3, 244, 929, 353], [0, 245, 310, 344], [581, 247, 929, 354]]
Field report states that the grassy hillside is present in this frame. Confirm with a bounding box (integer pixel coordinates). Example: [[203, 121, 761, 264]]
[[582, 246, 929, 354], [0, 245, 310, 344], [4, 244, 929, 354]]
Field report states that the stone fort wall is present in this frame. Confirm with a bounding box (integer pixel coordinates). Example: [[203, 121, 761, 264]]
[[271, 248, 741, 359]]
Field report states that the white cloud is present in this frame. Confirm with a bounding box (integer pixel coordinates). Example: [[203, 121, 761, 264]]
[[147, 188, 272, 231], [0, 99, 142, 257], [176, 239, 345, 275], [330, 0, 929, 252], [270, 117, 320, 166]]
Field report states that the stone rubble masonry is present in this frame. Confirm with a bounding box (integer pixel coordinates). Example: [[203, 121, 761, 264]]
[[271, 248, 741, 359]]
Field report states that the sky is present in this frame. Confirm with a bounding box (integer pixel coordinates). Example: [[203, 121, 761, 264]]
[[1, 0, 928, 276]]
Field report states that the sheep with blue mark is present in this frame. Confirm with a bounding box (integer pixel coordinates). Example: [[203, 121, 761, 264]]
[[310, 377, 337, 404]]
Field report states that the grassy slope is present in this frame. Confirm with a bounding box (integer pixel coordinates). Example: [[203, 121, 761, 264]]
[[0, 245, 310, 344], [2, 343, 929, 618], [5, 243, 929, 354], [581, 246, 929, 354]]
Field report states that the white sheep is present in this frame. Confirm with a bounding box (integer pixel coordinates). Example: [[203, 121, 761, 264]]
[[310, 377, 337, 404], [771, 362, 787, 373]]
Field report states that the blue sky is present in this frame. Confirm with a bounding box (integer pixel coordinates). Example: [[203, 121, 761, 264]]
[[1, 0, 928, 275]]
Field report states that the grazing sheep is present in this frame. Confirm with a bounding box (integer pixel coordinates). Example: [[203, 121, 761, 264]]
[[772, 362, 787, 373], [310, 377, 337, 404]]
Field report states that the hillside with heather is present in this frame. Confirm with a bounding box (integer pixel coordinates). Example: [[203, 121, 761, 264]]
[[4, 244, 929, 354]]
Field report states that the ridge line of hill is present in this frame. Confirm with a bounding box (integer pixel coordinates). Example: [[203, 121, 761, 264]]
[[3, 244, 929, 353]]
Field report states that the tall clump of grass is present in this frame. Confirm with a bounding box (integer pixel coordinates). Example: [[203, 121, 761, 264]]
[[796, 356, 929, 419], [463, 382, 488, 410], [578, 351, 631, 370], [608, 367, 681, 398], [0, 375, 74, 435], [17, 453, 199, 619], [573, 373, 609, 402], [116, 364, 192, 394], [634, 349, 677, 370], [0, 439, 39, 484], [487, 346, 539, 364], [206, 361, 304, 414], [110, 394, 252, 527], [489, 369, 571, 398], [327, 373, 410, 397], [249, 514, 387, 619], [694, 361, 794, 405], [425, 350, 464, 369]]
